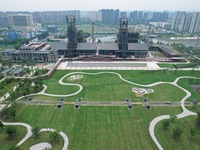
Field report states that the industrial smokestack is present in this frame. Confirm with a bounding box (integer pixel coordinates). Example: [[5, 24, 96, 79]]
[[197, 35, 199, 49], [92, 22, 95, 43], [147, 24, 151, 51]]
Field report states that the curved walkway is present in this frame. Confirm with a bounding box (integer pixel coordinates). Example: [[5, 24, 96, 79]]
[[1, 121, 69, 150]]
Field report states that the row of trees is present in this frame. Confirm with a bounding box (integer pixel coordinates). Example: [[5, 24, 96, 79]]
[[8, 78, 43, 102], [0, 78, 19, 97], [0, 38, 29, 46]]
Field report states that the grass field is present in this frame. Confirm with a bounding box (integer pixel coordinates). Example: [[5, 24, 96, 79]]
[[76, 24, 117, 33], [7, 104, 181, 150], [177, 78, 200, 102], [157, 63, 200, 69], [155, 116, 200, 150], [2, 70, 200, 149], [43, 71, 80, 95], [41, 70, 199, 102]]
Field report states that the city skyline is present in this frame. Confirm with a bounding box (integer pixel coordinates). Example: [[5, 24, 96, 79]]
[[0, 0, 200, 11]]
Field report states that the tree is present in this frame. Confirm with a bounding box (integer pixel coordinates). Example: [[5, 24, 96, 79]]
[[0, 120, 4, 130], [49, 131, 59, 142], [162, 120, 170, 129], [10, 108, 16, 118], [32, 126, 40, 137], [4, 108, 16, 118], [197, 112, 200, 128], [9, 145, 19, 150], [170, 115, 177, 123], [5, 126, 17, 137], [172, 127, 182, 139], [190, 128, 197, 139]]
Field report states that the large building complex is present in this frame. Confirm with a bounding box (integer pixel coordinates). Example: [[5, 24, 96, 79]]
[[1, 15, 149, 63]]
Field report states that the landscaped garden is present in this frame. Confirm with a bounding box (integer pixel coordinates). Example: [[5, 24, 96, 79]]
[[1, 70, 200, 150], [2, 104, 182, 150]]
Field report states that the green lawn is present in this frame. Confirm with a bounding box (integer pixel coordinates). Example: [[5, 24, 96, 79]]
[[157, 63, 200, 69], [43, 71, 80, 95], [145, 84, 185, 102], [46, 70, 200, 85], [5, 104, 181, 150], [0, 126, 27, 150], [20, 95, 58, 102], [177, 78, 200, 102], [41, 70, 199, 102], [155, 116, 200, 150], [157, 63, 173, 68], [76, 24, 117, 33]]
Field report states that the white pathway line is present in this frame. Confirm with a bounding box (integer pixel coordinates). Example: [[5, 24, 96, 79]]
[[1, 121, 32, 147], [1, 121, 69, 150]]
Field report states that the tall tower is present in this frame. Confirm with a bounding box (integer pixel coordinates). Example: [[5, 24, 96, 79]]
[[147, 24, 151, 50], [118, 18, 128, 59], [66, 15, 77, 61], [91, 22, 95, 43]]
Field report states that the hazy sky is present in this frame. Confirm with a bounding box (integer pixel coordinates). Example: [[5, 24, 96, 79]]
[[0, 0, 200, 11]]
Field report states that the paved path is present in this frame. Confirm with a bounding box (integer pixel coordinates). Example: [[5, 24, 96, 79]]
[[0, 104, 6, 111]]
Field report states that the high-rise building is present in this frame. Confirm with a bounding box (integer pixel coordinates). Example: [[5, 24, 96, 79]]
[[89, 11, 102, 22], [171, 11, 186, 30], [152, 11, 169, 22], [179, 13, 192, 32], [171, 11, 200, 33], [32, 11, 80, 24], [100, 9, 119, 25], [120, 11, 127, 19], [138, 11, 143, 24], [143, 12, 149, 24], [189, 12, 200, 33], [130, 11, 138, 23], [8, 14, 34, 31], [0, 12, 9, 27]]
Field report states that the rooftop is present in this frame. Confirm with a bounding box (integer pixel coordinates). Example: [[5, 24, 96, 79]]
[[1, 49, 16, 53], [48, 42, 67, 50], [98, 43, 119, 50], [160, 46, 182, 56], [77, 43, 96, 50], [128, 43, 148, 51]]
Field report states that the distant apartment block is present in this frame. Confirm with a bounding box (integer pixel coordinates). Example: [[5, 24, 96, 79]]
[[99, 9, 119, 25], [32, 10, 80, 24], [7, 14, 42, 39], [89, 11, 102, 22], [171, 11, 200, 33]]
